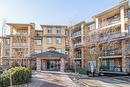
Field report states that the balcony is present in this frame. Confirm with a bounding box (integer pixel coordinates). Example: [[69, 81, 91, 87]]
[[73, 42, 82, 48], [12, 43, 28, 48], [99, 17, 120, 29], [100, 50, 122, 57], [71, 31, 81, 37], [11, 32, 28, 36], [100, 32, 125, 42]]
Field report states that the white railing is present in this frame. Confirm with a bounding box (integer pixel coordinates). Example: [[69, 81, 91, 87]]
[[73, 42, 82, 47], [100, 32, 125, 42], [72, 31, 81, 37], [44, 32, 65, 35], [99, 17, 120, 28], [12, 43, 28, 48], [11, 32, 28, 36]]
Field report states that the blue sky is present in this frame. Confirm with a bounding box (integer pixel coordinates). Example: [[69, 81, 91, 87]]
[[0, 0, 120, 28]]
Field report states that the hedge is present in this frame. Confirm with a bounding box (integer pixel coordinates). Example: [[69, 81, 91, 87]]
[[0, 67, 32, 87]]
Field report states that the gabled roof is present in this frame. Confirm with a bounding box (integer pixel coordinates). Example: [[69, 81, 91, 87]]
[[31, 51, 68, 58]]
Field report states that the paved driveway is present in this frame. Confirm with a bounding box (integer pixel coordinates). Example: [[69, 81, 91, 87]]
[[84, 76, 130, 87], [28, 71, 79, 87]]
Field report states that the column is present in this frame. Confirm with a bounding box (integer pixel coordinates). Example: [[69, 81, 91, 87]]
[[121, 40, 127, 72], [36, 58, 41, 71], [96, 18, 99, 29], [81, 24, 84, 45], [0, 38, 4, 65], [41, 60, 46, 70], [60, 58, 65, 72], [28, 26, 31, 57], [9, 37, 12, 67], [97, 58, 100, 72], [120, 6, 125, 36], [81, 48, 84, 69]]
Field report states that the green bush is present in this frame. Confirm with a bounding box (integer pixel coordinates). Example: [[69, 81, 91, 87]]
[[71, 68, 87, 75], [0, 67, 32, 87]]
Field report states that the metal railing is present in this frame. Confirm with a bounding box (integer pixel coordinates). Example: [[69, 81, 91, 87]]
[[73, 42, 82, 47], [100, 66, 122, 72], [99, 17, 120, 28], [12, 43, 28, 48], [71, 31, 81, 37], [100, 50, 122, 56]]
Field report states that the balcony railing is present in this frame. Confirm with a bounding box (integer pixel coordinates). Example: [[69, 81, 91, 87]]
[[12, 43, 28, 48], [100, 66, 122, 72], [11, 32, 28, 36], [73, 42, 82, 47], [99, 17, 120, 28], [44, 32, 65, 35], [100, 32, 125, 42], [71, 31, 81, 37], [100, 50, 122, 56]]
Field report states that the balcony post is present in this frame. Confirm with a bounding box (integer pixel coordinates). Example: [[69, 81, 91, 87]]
[[0, 38, 4, 65], [120, 6, 125, 36], [81, 24, 84, 45], [28, 26, 31, 57], [96, 18, 99, 29]]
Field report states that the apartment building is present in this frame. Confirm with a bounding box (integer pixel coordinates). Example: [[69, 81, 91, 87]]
[[0, 23, 35, 67], [68, 21, 87, 69], [0, 23, 68, 71], [68, 1, 130, 73], [0, 0, 130, 73], [89, 1, 130, 73]]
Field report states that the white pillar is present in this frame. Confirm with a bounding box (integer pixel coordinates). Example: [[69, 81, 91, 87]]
[[81, 24, 84, 45], [60, 58, 65, 72], [120, 6, 125, 36], [0, 38, 4, 65], [36, 58, 41, 71], [9, 37, 12, 67], [28, 26, 31, 57], [96, 18, 99, 29]]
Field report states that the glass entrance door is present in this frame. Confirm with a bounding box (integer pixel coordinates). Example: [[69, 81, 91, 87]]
[[47, 60, 60, 71]]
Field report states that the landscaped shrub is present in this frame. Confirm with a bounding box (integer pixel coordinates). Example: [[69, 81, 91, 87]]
[[0, 67, 32, 87], [71, 68, 87, 75]]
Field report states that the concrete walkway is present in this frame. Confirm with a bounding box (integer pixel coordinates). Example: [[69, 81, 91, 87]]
[[28, 71, 79, 87]]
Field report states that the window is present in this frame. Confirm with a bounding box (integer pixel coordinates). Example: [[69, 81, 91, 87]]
[[34, 50, 42, 54], [88, 23, 96, 30], [128, 9, 130, 19], [47, 27, 52, 33], [89, 47, 96, 54], [128, 41, 130, 51], [47, 37, 52, 44], [56, 48, 62, 53], [5, 39, 10, 45], [56, 37, 62, 44], [5, 49, 10, 56], [64, 51, 69, 55], [36, 31, 42, 36], [129, 58, 130, 68], [56, 28, 61, 34], [35, 39, 42, 45], [128, 25, 130, 35]]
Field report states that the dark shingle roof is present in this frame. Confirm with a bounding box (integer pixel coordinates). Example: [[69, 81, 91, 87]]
[[31, 51, 68, 58]]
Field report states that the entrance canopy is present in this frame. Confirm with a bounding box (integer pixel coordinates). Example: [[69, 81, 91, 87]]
[[31, 51, 68, 58]]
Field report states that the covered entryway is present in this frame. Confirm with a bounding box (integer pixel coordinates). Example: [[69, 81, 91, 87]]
[[46, 60, 60, 71], [31, 49, 68, 72]]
